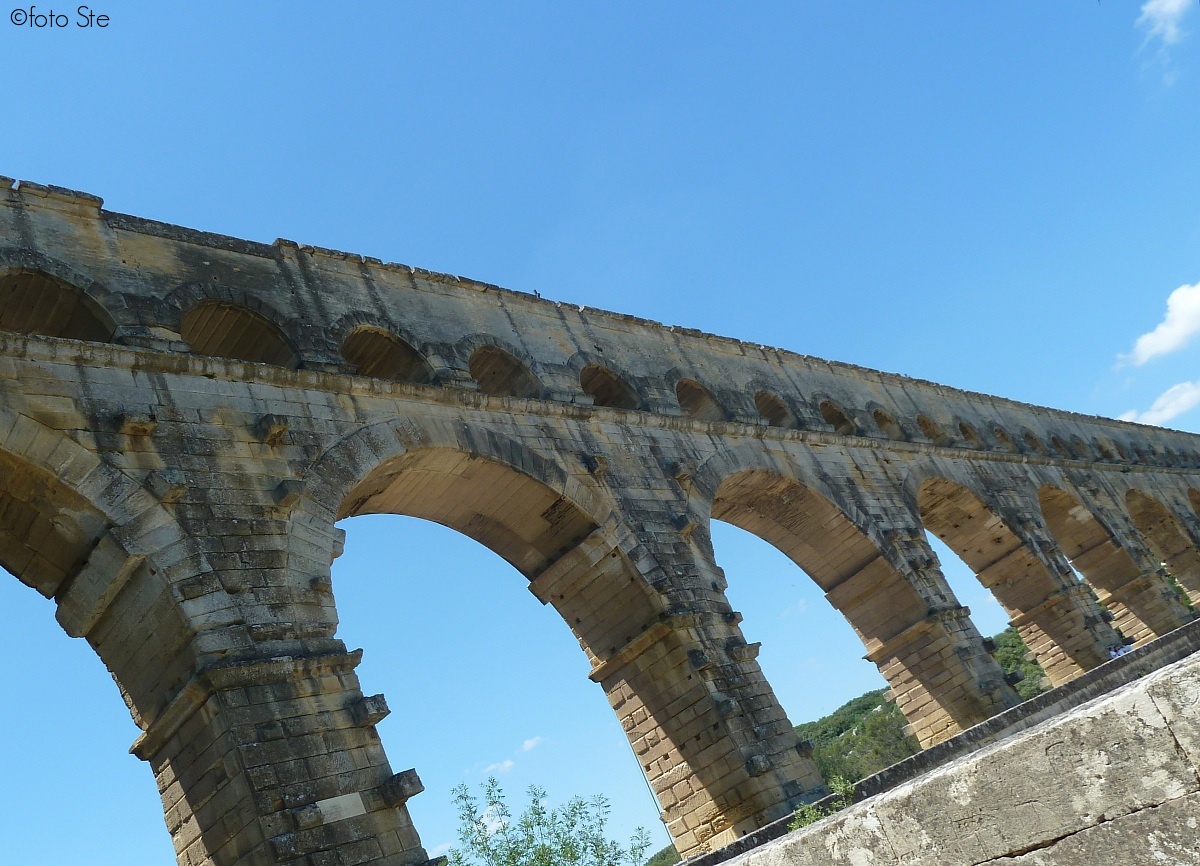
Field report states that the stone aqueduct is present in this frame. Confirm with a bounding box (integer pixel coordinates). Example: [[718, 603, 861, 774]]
[[2, 179, 1200, 865]]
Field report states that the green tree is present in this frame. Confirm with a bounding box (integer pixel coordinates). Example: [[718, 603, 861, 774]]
[[991, 627, 1046, 701], [449, 778, 651, 866]]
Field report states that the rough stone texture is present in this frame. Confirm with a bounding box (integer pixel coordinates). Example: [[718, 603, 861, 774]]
[[3, 179, 1200, 864], [721, 650, 1200, 866]]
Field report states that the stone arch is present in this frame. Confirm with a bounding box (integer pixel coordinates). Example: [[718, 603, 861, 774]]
[[956, 421, 984, 450], [694, 454, 1004, 747], [993, 426, 1018, 453], [580, 363, 640, 410], [916, 476, 1107, 683], [341, 326, 435, 384], [871, 406, 907, 441], [754, 390, 795, 428], [1038, 484, 1184, 645], [1022, 430, 1047, 455], [179, 298, 300, 368], [0, 257, 117, 343], [817, 398, 856, 435], [299, 421, 812, 856], [464, 342, 542, 399], [1125, 489, 1200, 607], [676, 378, 726, 422], [917, 414, 950, 446], [0, 408, 209, 861]]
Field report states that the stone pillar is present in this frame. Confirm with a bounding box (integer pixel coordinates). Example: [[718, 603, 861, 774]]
[[870, 527, 1020, 746], [132, 649, 429, 866], [528, 526, 824, 857], [982, 500, 1118, 683]]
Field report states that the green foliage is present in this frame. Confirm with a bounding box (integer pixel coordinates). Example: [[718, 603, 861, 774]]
[[787, 775, 855, 831], [793, 690, 920, 783], [643, 844, 680, 866], [991, 627, 1046, 701], [449, 778, 650, 866]]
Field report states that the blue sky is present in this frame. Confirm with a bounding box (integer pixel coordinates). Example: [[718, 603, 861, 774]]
[[2, 2, 1199, 863]]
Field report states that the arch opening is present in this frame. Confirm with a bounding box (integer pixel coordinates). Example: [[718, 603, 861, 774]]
[[917, 415, 949, 446], [873, 409, 906, 441], [918, 478, 1106, 684], [754, 390, 794, 428], [335, 447, 762, 855], [993, 426, 1017, 453], [581, 364, 639, 410], [468, 346, 541, 398], [711, 470, 1001, 747], [0, 447, 183, 863], [709, 518, 919, 781], [1038, 485, 1184, 646], [0, 269, 115, 343], [180, 300, 298, 367], [1125, 489, 1200, 608], [818, 400, 856, 436], [675, 379, 725, 422], [342, 327, 434, 384], [957, 422, 983, 450]]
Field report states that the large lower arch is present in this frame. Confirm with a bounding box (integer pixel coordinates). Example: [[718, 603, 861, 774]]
[[1039, 484, 1187, 645], [1125, 488, 1200, 607], [306, 428, 814, 856], [0, 412, 202, 863], [917, 477, 1109, 684], [710, 469, 1002, 748]]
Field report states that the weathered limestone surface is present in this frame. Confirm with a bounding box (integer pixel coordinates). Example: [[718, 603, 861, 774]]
[[2, 179, 1200, 864], [721, 650, 1200, 866]]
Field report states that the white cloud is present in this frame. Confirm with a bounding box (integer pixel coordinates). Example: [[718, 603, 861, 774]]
[[1138, 0, 1192, 46], [483, 759, 515, 774], [1120, 281, 1200, 366], [1120, 380, 1200, 425], [520, 736, 543, 752], [429, 843, 454, 858]]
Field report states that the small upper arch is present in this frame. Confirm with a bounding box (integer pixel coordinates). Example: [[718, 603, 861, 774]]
[[870, 405, 907, 441], [341, 325, 434, 385], [0, 257, 117, 343], [754, 389, 797, 428], [466, 342, 542, 399], [817, 397, 857, 436], [580, 363, 641, 410], [956, 420, 984, 450], [917, 414, 950, 446], [675, 378, 727, 422], [180, 299, 299, 368]]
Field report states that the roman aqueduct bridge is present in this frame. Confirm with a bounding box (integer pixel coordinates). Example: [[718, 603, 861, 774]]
[[2, 179, 1199, 865]]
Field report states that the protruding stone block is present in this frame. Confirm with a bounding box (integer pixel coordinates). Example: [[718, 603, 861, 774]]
[[146, 469, 186, 503], [378, 769, 424, 806], [349, 693, 390, 726], [256, 413, 290, 446], [273, 479, 304, 507]]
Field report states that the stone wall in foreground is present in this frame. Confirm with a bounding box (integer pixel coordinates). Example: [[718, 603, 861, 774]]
[[722, 649, 1200, 866]]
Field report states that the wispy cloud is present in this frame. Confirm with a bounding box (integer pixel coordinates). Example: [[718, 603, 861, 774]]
[[429, 843, 454, 858], [520, 736, 543, 752], [1119, 281, 1200, 366], [1138, 0, 1192, 47], [1120, 380, 1200, 425], [483, 759, 515, 774]]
